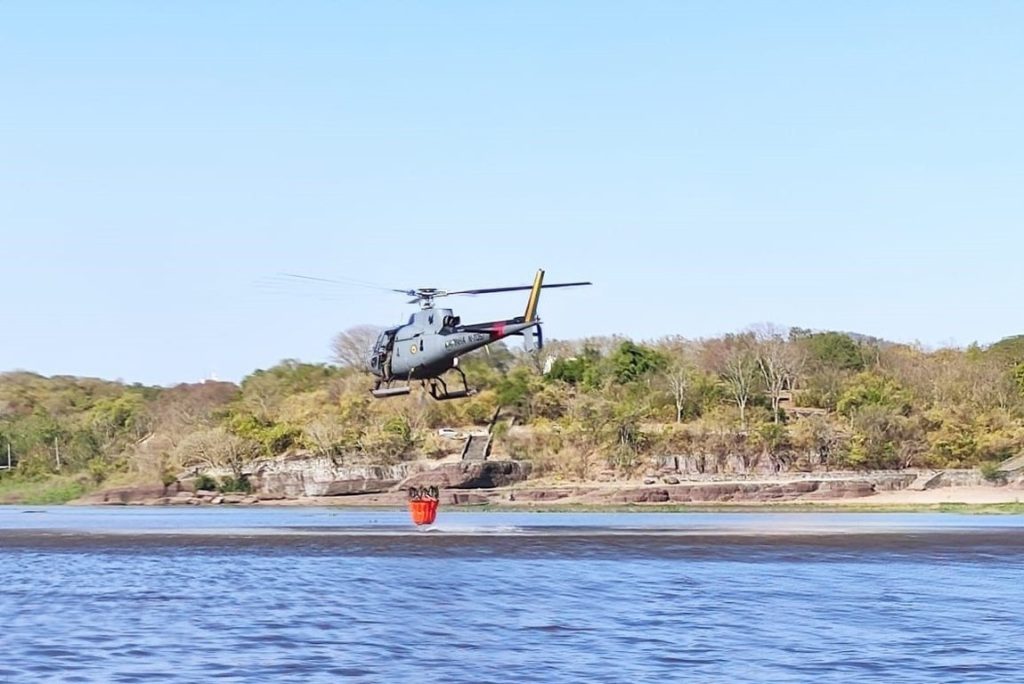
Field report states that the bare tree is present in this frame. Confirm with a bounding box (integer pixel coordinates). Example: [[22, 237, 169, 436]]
[[751, 323, 805, 424], [172, 427, 261, 479], [657, 337, 698, 424], [331, 325, 383, 368], [303, 416, 355, 462], [705, 334, 759, 429]]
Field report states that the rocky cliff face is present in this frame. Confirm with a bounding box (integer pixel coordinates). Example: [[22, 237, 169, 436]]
[[245, 454, 531, 498], [249, 456, 416, 498]]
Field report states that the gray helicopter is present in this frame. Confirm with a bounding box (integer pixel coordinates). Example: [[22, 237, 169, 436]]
[[363, 269, 591, 400]]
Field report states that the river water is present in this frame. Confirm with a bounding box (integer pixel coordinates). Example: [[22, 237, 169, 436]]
[[2, 507, 1023, 683]]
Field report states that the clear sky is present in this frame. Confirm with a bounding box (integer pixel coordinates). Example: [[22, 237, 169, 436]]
[[2, 1, 1022, 386]]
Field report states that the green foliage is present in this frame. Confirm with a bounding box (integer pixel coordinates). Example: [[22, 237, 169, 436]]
[[218, 475, 253, 494], [837, 372, 911, 418], [844, 404, 923, 469], [0, 474, 90, 505], [90, 393, 148, 441], [461, 391, 499, 425], [545, 346, 604, 388], [754, 422, 790, 455], [226, 412, 301, 455], [546, 357, 589, 385], [381, 415, 412, 443], [979, 461, 1007, 483], [1014, 363, 1024, 395], [194, 474, 219, 491], [496, 367, 536, 413], [800, 332, 866, 371], [608, 341, 667, 384], [986, 335, 1024, 365]]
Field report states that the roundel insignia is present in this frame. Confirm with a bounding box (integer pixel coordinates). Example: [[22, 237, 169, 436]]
[[409, 344, 417, 354]]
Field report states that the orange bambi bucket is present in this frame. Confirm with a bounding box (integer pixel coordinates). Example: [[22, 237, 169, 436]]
[[407, 486, 439, 526]]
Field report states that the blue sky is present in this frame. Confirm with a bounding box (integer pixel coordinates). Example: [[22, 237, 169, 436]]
[[2, 1, 1022, 386]]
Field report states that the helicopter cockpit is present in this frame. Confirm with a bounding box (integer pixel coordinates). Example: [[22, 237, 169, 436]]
[[369, 328, 399, 377]]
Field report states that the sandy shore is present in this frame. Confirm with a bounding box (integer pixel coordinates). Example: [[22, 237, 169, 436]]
[[833, 485, 1023, 506]]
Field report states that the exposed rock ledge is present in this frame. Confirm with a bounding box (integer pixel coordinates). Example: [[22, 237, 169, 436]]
[[70, 461, 999, 507], [248, 455, 532, 498], [71, 457, 533, 505]]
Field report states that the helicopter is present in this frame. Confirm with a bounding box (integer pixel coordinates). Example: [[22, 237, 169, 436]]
[[361, 269, 591, 400]]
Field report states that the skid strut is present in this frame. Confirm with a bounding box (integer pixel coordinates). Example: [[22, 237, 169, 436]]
[[428, 367, 474, 401]]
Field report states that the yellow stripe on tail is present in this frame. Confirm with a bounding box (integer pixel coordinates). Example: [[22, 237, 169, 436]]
[[523, 269, 544, 321]]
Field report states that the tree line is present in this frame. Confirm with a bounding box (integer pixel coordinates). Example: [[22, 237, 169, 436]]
[[3, 325, 1024, 492]]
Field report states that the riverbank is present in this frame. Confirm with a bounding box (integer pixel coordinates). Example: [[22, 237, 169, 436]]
[[54, 475, 1023, 513]]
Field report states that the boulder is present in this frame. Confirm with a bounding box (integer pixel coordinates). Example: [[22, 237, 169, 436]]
[[803, 480, 875, 499], [322, 478, 401, 496], [398, 460, 531, 490], [249, 457, 424, 498], [616, 488, 670, 503], [511, 488, 578, 502]]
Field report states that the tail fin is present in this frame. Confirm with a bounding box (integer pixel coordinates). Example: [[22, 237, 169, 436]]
[[523, 269, 544, 351], [523, 269, 544, 322], [524, 323, 543, 352]]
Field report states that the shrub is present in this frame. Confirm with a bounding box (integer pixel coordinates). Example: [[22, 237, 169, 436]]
[[979, 462, 1006, 483], [194, 473, 219, 491], [218, 475, 253, 494]]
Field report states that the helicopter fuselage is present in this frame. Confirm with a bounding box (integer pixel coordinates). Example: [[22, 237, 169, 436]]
[[366, 307, 538, 381]]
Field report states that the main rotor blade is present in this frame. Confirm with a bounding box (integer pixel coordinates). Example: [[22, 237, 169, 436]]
[[277, 272, 408, 294], [446, 281, 592, 296]]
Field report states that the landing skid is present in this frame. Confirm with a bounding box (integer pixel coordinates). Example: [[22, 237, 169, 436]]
[[371, 373, 413, 399], [371, 385, 412, 398], [427, 367, 476, 401], [371, 367, 477, 401]]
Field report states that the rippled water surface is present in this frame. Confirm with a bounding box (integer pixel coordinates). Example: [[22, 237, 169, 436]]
[[2, 506, 1023, 683]]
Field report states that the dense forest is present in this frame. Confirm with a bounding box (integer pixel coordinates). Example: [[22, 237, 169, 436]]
[[3, 325, 1024, 501]]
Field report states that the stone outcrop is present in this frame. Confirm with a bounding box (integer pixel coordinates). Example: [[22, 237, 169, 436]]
[[583, 478, 878, 505], [397, 460, 531, 491], [248, 456, 420, 498], [244, 454, 531, 498], [510, 487, 595, 502]]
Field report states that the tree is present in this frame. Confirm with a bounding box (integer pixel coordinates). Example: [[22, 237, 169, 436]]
[[795, 331, 866, 372], [652, 336, 695, 423], [607, 340, 667, 385], [331, 325, 382, 368], [751, 324, 804, 424], [705, 334, 760, 429], [837, 371, 912, 418], [173, 427, 261, 480]]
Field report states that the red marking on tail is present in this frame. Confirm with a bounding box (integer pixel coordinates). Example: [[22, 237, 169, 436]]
[[492, 322, 506, 337]]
